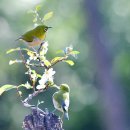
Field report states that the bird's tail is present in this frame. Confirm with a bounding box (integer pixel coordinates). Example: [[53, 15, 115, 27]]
[[62, 101, 69, 120], [64, 112, 69, 120]]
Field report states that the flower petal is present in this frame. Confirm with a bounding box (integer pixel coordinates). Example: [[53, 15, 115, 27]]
[[36, 84, 46, 89]]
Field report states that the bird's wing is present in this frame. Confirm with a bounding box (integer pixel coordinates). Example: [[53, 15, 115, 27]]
[[53, 92, 63, 112], [53, 92, 62, 104], [61, 93, 69, 112], [53, 92, 69, 110], [21, 29, 36, 42], [62, 99, 69, 111], [22, 35, 33, 42]]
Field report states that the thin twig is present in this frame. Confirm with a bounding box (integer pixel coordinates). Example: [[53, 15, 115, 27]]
[[22, 89, 44, 108], [37, 57, 49, 69], [26, 63, 44, 67], [37, 42, 49, 69], [38, 42, 44, 53], [25, 56, 68, 69], [19, 49, 27, 66], [22, 84, 49, 108], [16, 86, 23, 101], [48, 56, 68, 69], [19, 49, 36, 91], [19, 47, 68, 108]]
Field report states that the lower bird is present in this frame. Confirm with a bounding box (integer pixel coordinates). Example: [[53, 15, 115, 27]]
[[52, 84, 70, 120], [16, 24, 52, 47]]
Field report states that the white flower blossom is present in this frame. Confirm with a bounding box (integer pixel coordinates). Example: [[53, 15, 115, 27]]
[[36, 84, 46, 89], [64, 45, 73, 54], [9, 60, 15, 65], [36, 68, 56, 90], [24, 81, 32, 89], [40, 41, 48, 55], [26, 59, 30, 64]]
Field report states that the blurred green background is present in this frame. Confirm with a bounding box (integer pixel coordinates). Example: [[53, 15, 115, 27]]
[[0, 0, 130, 130]]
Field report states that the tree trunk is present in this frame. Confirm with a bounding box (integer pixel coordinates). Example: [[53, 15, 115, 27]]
[[84, 0, 128, 130], [23, 108, 63, 130]]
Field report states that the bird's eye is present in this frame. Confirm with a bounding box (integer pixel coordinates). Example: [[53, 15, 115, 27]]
[[44, 28, 47, 32]]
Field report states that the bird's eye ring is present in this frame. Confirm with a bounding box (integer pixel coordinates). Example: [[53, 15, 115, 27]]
[[44, 28, 47, 32]]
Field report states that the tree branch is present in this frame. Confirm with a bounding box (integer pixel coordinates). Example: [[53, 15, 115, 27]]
[[48, 56, 68, 69], [23, 107, 63, 130], [19, 49, 36, 91]]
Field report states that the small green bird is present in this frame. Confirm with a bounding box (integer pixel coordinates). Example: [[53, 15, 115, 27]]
[[17, 25, 52, 47], [52, 84, 70, 120]]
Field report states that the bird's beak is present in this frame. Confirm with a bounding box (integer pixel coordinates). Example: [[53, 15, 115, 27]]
[[48, 26, 52, 29]]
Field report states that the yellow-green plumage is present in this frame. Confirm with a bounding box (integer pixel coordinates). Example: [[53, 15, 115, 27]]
[[53, 92, 69, 111], [18, 25, 51, 47], [52, 84, 70, 120]]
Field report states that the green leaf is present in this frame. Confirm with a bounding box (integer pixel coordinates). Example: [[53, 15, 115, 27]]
[[65, 60, 75, 66], [6, 48, 34, 54], [35, 5, 41, 11], [33, 18, 37, 23], [51, 57, 62, 64], [0, 85, 16, 95], [9, 60, 22, 65], [18, 91, 22, 97], [6, 47, 21, 54], [44, 60, 51, 67], [18, 82, 33, 89], [37, 100, 44, 107], [43, 11, 53, 21], [56, 49, 64, 54], [22, 48, 34, 52], [70, 51, 80, 55], [37, 74, 42, 78]]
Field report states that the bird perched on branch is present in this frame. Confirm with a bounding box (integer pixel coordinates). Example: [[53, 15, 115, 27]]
[[52, 84, 70, 120], [16, 25, 52, 47]]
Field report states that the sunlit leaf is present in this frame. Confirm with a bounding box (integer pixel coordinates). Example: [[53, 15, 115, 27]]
[[44, 60, 51, 67], [27, 50, 36, 56], [9, 60, 16, 65], [33, 18, 37, 23], [9, 60, 22, 65], [37, 100, 44, 107], [27, 51, 38, 60], [18, 82, 33, 89], [65, 60, 75, 66], [51, 57, 62, 64], [40, 101, 44, 104], [46, 81, 54, 86], [6, 48, 33, 54], [35, 5, 41, 11], [0, 85, 16, 95], [18, 91, 22, 97], [56, 50, 64, 54], [6, 47, 21, 54], [70, 51, 80, 55], [37, 74, 42, 78], [69, 50, 80, 59], [43, 11, 53, 21], [22, 48, 34, 52]]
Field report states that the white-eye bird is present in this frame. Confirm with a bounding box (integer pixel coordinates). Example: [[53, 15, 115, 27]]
[[16, 25, 52, 47], [52, 84, 70, 120]]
